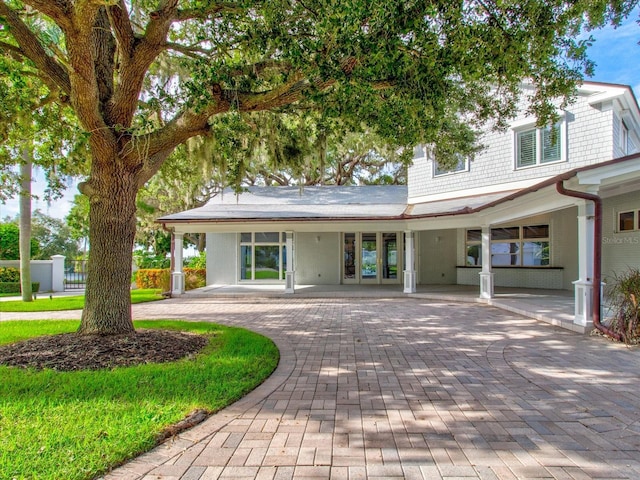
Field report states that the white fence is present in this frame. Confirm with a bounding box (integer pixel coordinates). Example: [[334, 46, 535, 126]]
[[0, 255, 66, 292]]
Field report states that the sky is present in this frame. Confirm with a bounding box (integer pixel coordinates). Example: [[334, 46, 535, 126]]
[[1, 9, 639, 221]]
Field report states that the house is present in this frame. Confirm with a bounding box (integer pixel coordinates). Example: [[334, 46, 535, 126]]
[[158, 81, 640, 331]]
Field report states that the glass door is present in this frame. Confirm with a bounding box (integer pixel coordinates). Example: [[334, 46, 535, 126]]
[[342, 232, 402, 284], [361, 233, 378, 282], [343, 233, 357, 283], [381, 233, 398, 283]]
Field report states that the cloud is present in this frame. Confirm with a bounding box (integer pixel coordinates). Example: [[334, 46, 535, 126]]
[[583, 8, 640, 96]]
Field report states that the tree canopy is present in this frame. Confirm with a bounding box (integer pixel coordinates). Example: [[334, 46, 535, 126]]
[[1, 0, 637, 334]]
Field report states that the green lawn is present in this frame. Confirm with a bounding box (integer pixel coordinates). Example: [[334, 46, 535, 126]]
[[0, 289, 163, 312], [0, 320, 279, 480]]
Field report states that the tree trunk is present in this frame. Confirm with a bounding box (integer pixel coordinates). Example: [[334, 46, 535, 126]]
[[78, 161, 138, 335], [19, 147, 33, 302]]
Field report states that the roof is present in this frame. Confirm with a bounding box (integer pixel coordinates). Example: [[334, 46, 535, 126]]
[[158, 153, 640, 225], [158, 185, 409, 222]]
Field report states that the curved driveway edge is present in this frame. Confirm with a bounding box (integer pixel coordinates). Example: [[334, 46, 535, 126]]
[[5, 296, 640, 479]]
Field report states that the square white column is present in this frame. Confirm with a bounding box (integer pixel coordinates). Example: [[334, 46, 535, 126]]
[[403, 230, 416, 293], [479, 225, 494, 299], [171, 232, 185, 295], [573, 201, 595, 326], [285, 231, 295, 294]]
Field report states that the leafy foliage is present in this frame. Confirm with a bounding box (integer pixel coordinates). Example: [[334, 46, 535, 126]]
[[134, 250, 170, 269], [0, 222, 39, 259], [184, 267, 206, 290], [1, 212, 81, 260], [134, 269, 171, 291], [605, 267, 640, 344], [0, 281, 39, 294], [185, 251, 207, 269], [0, 267, 19, 282]]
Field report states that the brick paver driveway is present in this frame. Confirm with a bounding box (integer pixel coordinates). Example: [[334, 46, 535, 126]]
[[23, 295, 639, 479]]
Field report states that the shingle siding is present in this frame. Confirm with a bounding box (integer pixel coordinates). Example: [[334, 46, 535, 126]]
[[602, 191, 640, 281], [408, 92, 620, 200]]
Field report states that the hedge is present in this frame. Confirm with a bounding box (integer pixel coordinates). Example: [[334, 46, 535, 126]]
[[184, 268, 206, 290], [0, 282, 40, 294], [135, 269, 171, 291], [0, 267, 20, 283], [134, 268, 206, 291]]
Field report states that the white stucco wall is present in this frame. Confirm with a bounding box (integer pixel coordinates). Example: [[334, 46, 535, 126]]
[[602, 190, 640, 281], [294, 232, 340, 285], [206, 233, 237, 285], [417, 229, 458, 284]]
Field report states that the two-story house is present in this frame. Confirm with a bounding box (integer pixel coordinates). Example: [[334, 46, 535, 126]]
[[159, 81, 640, 331]]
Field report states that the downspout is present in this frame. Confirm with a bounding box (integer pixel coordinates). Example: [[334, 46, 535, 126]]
[[555, 181, 622, 340]]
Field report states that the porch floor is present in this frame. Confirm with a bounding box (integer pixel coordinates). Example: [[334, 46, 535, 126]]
[[183, 283, 587, 334]]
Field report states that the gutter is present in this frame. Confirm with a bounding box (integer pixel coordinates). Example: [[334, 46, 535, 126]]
[[555, 181, 622, 341]]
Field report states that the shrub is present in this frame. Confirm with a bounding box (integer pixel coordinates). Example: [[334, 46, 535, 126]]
[[604, 267, 640, 344], [133, 251, 170, 269], [135, 269, 170, 291], [185, 251, 206, 269], [0, 282, 40, 294], [0, 267, 20, 282], [184, 268, 206, 290]]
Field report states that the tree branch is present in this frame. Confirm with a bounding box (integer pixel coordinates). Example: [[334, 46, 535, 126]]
[[0, 1, 71, 95], [107, 0, 178, 128], [133, 88, 231, 186], [0, 40, 24, 58], [107, 1, 136, 59], [22, 0, 73, 31], [174, 2, 244, 21], [164, 41, 215, 57]]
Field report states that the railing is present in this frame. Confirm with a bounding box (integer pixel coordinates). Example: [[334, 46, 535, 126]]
[[64, 259, 87, 290]]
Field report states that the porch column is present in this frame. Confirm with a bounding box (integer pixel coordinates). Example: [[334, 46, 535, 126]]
[[573, 201, 595, 326], [479, 225, 494, 299], [285, 231, 295, 294], [171, 232, 185, 295], [403, 230, 416, 293]]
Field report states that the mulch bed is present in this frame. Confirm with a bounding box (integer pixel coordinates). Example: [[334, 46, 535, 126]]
[[0, 329, 210, 371]]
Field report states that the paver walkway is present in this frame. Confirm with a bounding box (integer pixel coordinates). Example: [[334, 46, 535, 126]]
[[5, 296, 640, 479]]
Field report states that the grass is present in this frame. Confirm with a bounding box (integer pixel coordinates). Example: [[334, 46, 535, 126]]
[[0, 289, 164, 312], [0, 319, 279, 480]]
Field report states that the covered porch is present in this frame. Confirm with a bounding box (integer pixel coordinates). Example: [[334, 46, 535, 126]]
[[178, 283, 583, 334]]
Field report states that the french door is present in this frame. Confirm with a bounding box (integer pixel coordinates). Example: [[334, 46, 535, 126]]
[[343, 232, 401, 284]]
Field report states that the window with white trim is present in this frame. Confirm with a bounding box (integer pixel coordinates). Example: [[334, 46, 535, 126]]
[[466, 225, 550, 267], [515, 123, 564, 168], [621, 120, 629, 155], [434, 154, 469, 177], [412, 145, 426, 160], [240, 232, 286, 280], [618, 210, 639, 232]]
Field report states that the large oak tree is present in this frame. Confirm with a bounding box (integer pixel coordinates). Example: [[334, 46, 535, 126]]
[[1, 0, 636, 334]]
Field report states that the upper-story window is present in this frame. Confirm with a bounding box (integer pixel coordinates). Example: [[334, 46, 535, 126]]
[[413, 145, 427, 160], [621, 120, 629, 155], [514, 122, 565, 169], [434, 154, 469, 177]]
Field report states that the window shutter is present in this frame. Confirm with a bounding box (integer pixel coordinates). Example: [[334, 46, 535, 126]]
[[542, 124, 561, 163], [517, 129, 536, 167]]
